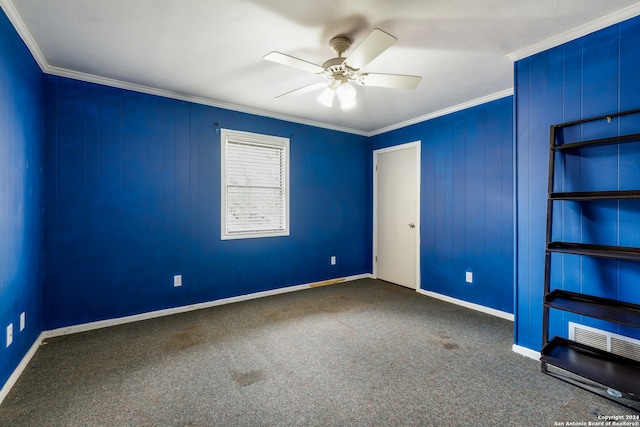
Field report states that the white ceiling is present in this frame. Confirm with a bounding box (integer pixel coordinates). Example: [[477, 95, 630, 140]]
[[4, 0, 640, 135]]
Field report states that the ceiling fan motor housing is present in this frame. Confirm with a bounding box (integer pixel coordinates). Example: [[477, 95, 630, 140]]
[[264, 28, 421, 100], [329, 36, 351, 56], [321, 36, 359, 83]]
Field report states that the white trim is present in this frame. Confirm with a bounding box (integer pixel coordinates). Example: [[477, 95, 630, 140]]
[[372, 141, 421, 289], [4, 0, 363, 135], [0, 273, 372, 405], [46, 65, 369, 136], [415, 143, 421, 290], [0, 0, 48, 71], [512, 344, 541, 361], [0, 0, 367, 136], [1, 0, 510, 138], [42, 274, 372, 338], [417, 289, 515, 321], [368, 90, 514, 137], [42, 63, 512, 140], [0, 333, 44, 405], [506, 3, 640, 61], [5, 0, 640, 135], [220, 129, 290, 240]]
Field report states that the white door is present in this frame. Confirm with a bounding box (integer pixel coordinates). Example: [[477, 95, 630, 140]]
[[374, 142, 420, 289]]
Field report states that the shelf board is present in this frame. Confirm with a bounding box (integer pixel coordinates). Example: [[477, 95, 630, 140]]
[[544, 290, 640, 327], [553, 133, 640, 151], [547, 242, 640, 262], [550, 190, 640, 200], [541, 337, 640, 399], [553, 108, 640, 128]]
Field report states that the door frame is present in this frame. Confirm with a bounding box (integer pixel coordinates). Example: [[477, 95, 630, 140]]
[[372, 141, 421, 289]]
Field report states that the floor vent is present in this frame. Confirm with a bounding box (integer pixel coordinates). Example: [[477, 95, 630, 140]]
[[569, 322, 640, 362]]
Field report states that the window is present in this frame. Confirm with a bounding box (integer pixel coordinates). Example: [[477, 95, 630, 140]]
[[221, 129, 289, 240]]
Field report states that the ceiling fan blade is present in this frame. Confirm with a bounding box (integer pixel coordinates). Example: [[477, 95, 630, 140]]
[[344, 28, 397, 70], [264, 52, 324, 74], [357, 73, 422, 90], [274, 82, 327, 101]]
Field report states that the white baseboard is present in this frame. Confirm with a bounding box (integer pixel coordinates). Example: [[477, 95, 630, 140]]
[[43, 273, 373, 339], [0, 333, 44, 406], [512, 344, 541, 360], [1, 273, 372, 405], [417, 289, 514, 321]]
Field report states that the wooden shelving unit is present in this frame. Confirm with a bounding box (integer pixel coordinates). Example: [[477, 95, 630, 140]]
[[544, 290, 640, 328], [547, 242, 640, 262], [549, 190, 640, 201], [541, 108, 640, 411]]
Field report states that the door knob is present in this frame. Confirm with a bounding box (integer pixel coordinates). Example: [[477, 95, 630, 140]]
[[409, 223, 415, 228]]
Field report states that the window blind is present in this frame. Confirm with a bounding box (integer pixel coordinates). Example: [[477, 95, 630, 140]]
[[221, 129, 289, 239]]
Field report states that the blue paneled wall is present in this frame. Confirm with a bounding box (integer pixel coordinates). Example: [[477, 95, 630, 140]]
[[370, 97, 514, 314], [42, 77, 372, 329], [515, 16, 640, 351], [0, 9, 44, 389], [41, 79, 516, 330], [16, 0, 640, 395]]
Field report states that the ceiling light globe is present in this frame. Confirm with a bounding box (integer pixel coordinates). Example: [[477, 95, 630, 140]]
[[336, 82, 357, 109], [318, 87, 335, 107]]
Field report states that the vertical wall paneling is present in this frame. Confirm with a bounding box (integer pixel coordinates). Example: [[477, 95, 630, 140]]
[[371, 97, 514, 314], [43, 77, 372, 329], [515, 15, 640, 352], [618, 16, 640, 340], [0, 8, 44, 390]]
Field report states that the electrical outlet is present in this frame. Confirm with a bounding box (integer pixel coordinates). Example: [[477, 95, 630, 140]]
[[20, 312, 25, 331], [465, 271, 473, 283], [173, 274, 182, 287], [6, 323, 13, 347], [331, 256, 336, 265]]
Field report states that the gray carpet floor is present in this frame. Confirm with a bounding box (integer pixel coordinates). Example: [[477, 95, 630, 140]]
[[0, 278, 637, 426]]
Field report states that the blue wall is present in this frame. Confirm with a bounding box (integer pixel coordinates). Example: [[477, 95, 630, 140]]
[[42, 77, 515, 329], [0, 9, 44, 389], [515, 16, 640, 351], [43, 76, 372, 329], [370, 97, 514, 314], [18, 0, 640, 394]]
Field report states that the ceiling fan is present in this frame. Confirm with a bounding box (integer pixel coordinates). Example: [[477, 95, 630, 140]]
[[264, 28, 422, 109]]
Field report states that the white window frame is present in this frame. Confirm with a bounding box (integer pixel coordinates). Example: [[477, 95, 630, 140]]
[[220, 129, 290, 240]]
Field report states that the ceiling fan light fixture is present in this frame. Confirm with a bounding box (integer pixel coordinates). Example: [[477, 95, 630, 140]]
[[336, 81, 357, 110], [318, 86, 335, 107], [266, 28, 420, 109]]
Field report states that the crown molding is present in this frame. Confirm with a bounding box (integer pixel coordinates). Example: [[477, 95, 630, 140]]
[[367, 89, 514, 137], [0, 0, 47, 70], [46, 65, 369, 136], [10, 0, 631, 137], [506, 2, 640, 61], [1, 0, 368, 136], [1, 0, 511, 138], [49, 64, 513, 139]]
